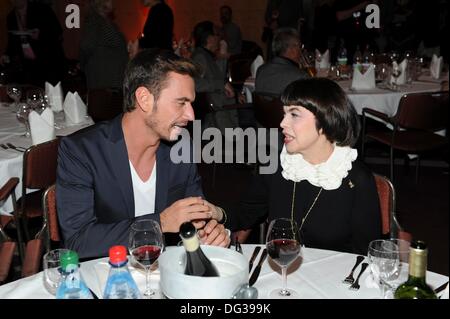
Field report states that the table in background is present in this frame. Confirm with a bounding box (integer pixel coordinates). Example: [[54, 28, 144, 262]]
[[0, 104, 94, 215], [0, 245, 447, 299]]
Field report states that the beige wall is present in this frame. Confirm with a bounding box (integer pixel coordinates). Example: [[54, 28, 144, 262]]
[[0, 0, 268, 60]]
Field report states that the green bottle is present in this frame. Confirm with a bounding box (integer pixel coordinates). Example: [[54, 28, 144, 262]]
[[394, 240, 437, 299]]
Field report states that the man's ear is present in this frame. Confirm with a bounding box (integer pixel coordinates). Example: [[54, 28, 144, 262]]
[[135, 87, 155, 112]]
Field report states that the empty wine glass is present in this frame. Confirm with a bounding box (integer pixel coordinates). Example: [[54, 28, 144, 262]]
[[129, 219, 164, 298], [391, 64, 402, 90], [6, 84, 22, 108], [266, 218, 301, 298], [16, 103, 31, 138], [26, 89, 43, 110], [43, 249, 71, 295], [368, 239, 410, 299]]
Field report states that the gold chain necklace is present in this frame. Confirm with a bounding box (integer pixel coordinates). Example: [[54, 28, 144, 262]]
[[290, 182, 323, 232]]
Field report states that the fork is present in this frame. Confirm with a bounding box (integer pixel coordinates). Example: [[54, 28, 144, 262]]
[[342, 255, 365, 284], [349, 262, 369, 290]]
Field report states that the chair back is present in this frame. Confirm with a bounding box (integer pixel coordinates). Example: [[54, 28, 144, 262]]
[[396, 91, 449, 131], [0, 241, 16, 285], [253, 93, 284, 129], [0, 178, 24, 261], [87, 88, 123, 122], [21, 238, 43, 278], [42, 185, 61, 252], [23, 139, 59, 190], [373, 173, 412, 241]]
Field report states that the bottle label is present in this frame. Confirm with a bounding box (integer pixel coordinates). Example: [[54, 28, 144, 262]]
[[183, 235, 200, 252]]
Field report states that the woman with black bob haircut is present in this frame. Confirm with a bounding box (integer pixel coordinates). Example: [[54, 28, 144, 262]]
[[225, 78, 381, 255]]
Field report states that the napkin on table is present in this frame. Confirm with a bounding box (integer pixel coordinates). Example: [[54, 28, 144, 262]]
[[45, 81, 64, 112], [430, 54, 443, 79], [351, 64, 376, 90], [315, 49, 330, 70], [64, 91, 87, 125], [29, 108, 55, 145], [250, 55, 264, 78]]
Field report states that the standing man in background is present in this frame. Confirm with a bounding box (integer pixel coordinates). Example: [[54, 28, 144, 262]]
[[219, 5, 242, 56], [140, 0, 174, 50]]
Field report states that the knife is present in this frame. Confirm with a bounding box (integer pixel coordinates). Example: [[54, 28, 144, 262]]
[[249, 248, 267, 286], [6, 143, 26, 152], [248, 246, 261, 273]]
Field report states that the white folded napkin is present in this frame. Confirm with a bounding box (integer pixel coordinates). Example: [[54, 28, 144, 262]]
[[315, 49, 330, 70], [64, 91, 87, 125], [250, 55, 264, 78], [430, 54, 443, 79], [28, 108, 55, 145], [45, 81, 64, 112], [390, 59, 407, 85], [351, 64, 376, 90]]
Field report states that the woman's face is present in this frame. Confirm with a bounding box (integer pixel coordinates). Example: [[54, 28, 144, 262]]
[[280, 105, 323, 155], [100, 0, 113, 15]]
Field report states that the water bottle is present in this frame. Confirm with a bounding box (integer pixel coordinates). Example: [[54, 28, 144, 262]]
[[179, 222, 219, 277], [103, 245, 142, 299], [56, 250, 93, 299], [353, 45, 363, 71], [337, 40, 348, 66]]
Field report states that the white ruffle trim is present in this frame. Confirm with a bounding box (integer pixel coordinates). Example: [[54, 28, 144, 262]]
[[280, 145, 358, 190]]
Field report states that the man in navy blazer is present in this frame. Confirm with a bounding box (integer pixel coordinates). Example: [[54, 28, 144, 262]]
[[56, 49, 230, 258]]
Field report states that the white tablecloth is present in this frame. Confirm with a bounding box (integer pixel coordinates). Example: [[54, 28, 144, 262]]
[[0, 245, 447, 299], [0, 104, 94, 215], [243, 78, 441, 117]]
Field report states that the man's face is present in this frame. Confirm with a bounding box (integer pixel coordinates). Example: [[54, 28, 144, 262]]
[[145, 72, 195, 141]]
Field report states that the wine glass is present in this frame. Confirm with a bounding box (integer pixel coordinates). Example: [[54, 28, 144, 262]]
[[6, 84, 22, 108], [368, 239, 410, 299], [129, 219, 164, 298], [391, 64, 402, 90], [26, 89, 43, 110], [16, 103, 31, 138], [266, 218, 301, 298], [43, 248, 70, 295]]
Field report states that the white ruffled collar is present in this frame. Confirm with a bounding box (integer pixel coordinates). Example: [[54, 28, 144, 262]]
[[280, 145, 358, 190]]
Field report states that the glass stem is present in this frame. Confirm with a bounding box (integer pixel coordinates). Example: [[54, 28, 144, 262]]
[[280, 266, 290, 296], [144, 268, 153, 297], [380, 281, 387, 299]]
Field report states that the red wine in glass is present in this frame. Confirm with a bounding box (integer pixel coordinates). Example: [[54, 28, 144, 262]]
[[267, 239, 300, 267], [131, 245, 161, 268]]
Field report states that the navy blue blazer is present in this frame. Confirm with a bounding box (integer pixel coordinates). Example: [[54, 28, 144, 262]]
[[56, 115, 203, 258]]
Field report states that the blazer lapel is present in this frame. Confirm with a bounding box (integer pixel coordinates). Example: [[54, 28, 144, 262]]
[[107, 115, 134, 218], [155, 143, 170, 214]]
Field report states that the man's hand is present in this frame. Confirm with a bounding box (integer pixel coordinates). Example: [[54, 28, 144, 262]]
[[198, 219, 231, 247], [159, 197, 212, 233], [30, 28, 40, 40], [224, 82, 235, 98], [201, 199, 223, 222]]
